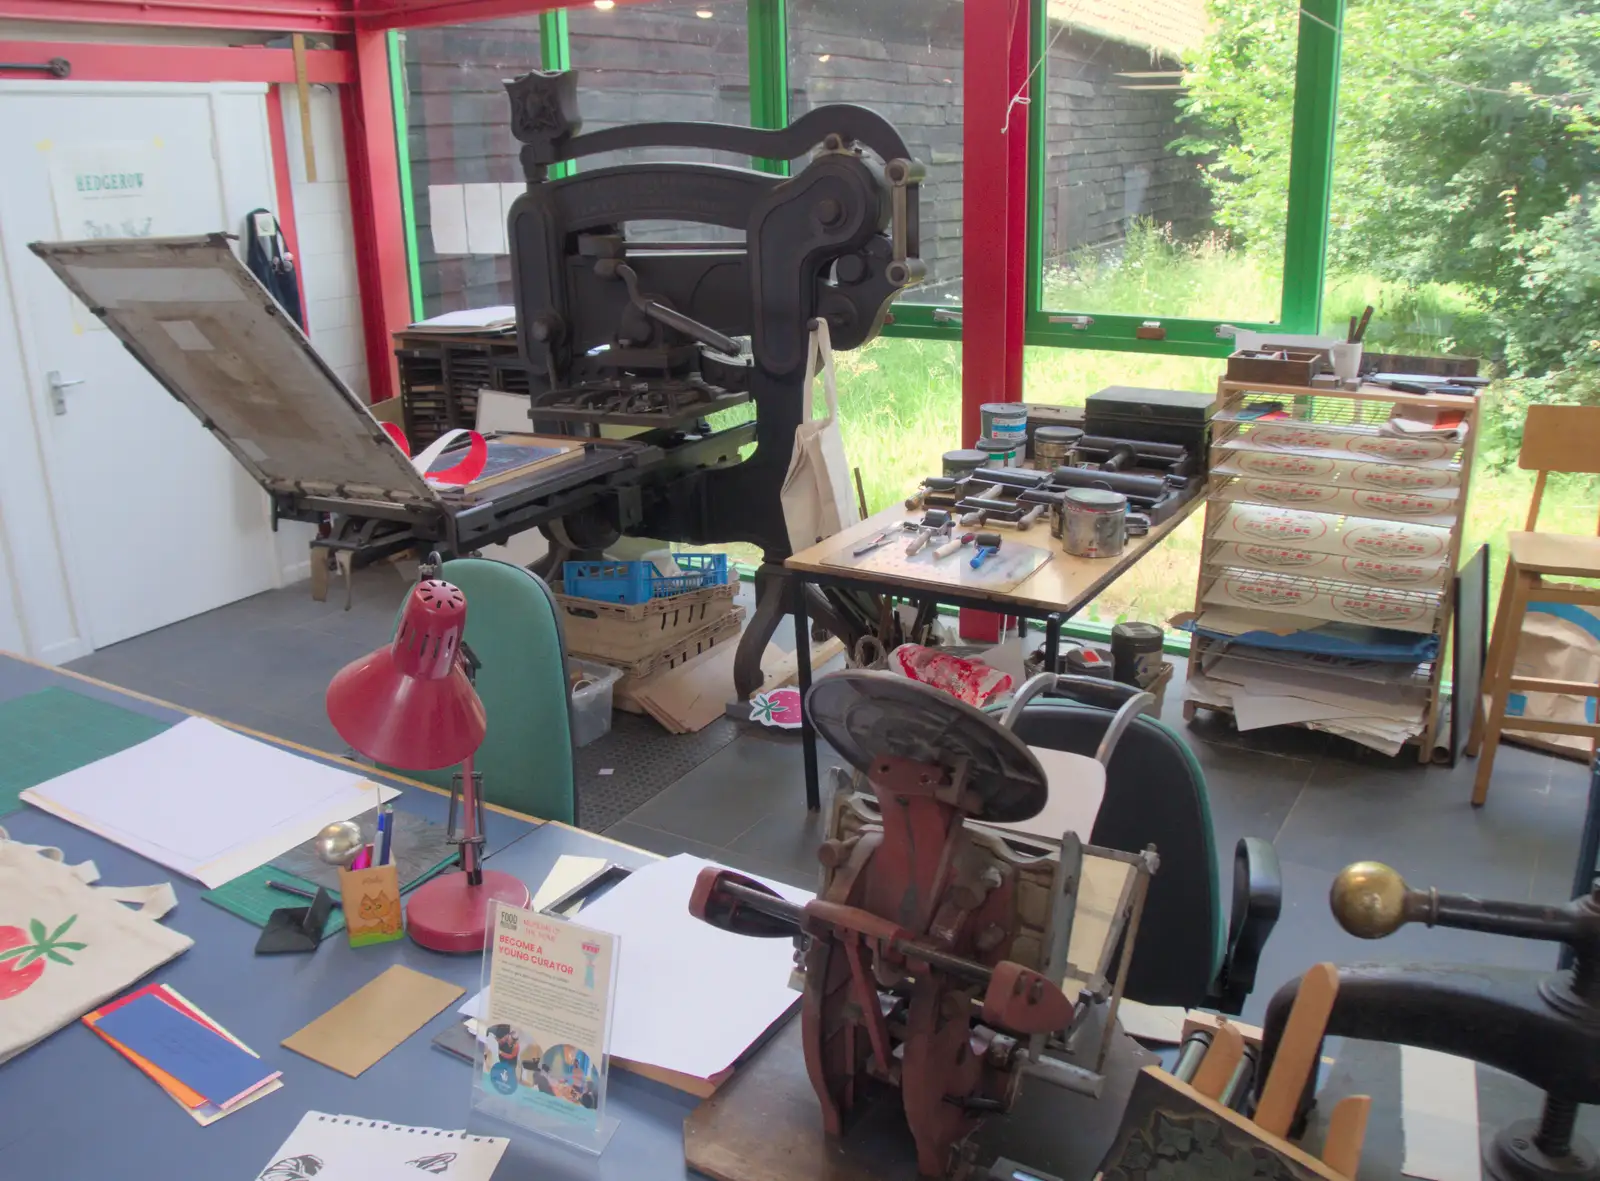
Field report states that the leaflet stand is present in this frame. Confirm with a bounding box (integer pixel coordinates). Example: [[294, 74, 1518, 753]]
[[470, 899, 621, 1154]]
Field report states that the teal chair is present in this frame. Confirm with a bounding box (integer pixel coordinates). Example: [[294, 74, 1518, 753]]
[[392, 558, 578, 825]]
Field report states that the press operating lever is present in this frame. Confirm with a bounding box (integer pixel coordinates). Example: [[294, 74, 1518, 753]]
[[599, 260, 743, 356]]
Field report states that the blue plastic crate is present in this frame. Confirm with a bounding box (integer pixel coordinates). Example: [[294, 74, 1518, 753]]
[[562, 553, 730, 605]]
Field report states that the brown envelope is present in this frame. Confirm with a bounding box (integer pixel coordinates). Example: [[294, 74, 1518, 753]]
[[281, 964, 465, 1077]]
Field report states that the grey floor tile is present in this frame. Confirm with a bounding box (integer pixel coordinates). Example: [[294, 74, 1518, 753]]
[[622, 735, 801, 846]]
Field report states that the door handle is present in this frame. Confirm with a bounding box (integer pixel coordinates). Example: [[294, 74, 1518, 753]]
[[47, 370, 84, 416]]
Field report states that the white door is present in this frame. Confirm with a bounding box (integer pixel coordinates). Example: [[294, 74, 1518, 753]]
[[0, 82, 286, 650]]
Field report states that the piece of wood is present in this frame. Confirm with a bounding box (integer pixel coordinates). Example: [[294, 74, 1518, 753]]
[[292, 34, 316, 183], [1519, 404, 1600, 481], [1103, 1066, 1344, 1181], [1506, 530, 1600, 580], [1255, 962, 1340, 1138], [1190, 1020, 1244, 1100], [1321, 1094, 1371, 1177], [1181, 1008, 1265, 1049]]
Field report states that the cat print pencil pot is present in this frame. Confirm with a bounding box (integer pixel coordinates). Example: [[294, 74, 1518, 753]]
[[339, 863, 404, 947]]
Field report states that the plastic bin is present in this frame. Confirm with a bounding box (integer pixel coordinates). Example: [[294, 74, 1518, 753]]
[[568, 657, 623, 748], [562, 553, 730, 605]]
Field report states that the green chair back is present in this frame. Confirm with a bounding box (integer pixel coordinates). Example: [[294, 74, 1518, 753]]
[[393, 558, 577, 824]]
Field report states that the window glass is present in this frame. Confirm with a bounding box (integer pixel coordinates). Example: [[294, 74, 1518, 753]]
[[1022, 346, 1218, 624], [402, 20, 541, 316], [1039, 0, 1295, 322], [1316, 0, 1600, 616], [789, 0, 963, 305], [568, 0, 749, 243]]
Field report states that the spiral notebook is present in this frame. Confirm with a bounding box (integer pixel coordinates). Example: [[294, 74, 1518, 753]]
[[254, 1112, 509, 1180]]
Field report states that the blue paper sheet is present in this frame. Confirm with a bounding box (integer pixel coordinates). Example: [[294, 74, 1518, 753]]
[[94, 993, 274, 1107], [1181, 618, 1439, 663]]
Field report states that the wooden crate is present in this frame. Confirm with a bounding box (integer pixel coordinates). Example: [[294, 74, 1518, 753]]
[[553, 581, 740, 662], [603, 606, 745, 681]]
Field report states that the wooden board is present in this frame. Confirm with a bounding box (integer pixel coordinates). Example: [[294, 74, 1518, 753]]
[[788, 497, 1204, 616], [629, 636, 847, 734], [821, 536, 1054, 596]]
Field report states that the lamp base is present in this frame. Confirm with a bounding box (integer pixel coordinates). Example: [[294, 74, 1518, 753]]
[[407, 870, 532, 953]]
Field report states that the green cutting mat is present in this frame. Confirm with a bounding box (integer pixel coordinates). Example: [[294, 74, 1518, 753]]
[[199, 856, 459, 940], [0, 687, 172, 817], [201, 866, 349, 939]]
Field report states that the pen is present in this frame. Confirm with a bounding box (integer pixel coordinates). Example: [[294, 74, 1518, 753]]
[[266, 879, 342, 908], [376, 803, 394, 867]]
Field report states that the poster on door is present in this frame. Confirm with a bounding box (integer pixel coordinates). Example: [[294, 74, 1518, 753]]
[[46, 140, 166, 332]]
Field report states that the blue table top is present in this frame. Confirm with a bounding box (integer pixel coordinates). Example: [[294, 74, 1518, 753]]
[[0, 655, 697, 1180]]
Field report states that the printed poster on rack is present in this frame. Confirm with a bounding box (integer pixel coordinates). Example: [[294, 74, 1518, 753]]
[[473, 901, 619, 1153]]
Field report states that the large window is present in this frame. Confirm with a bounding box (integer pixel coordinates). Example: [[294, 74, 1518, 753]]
[[1034, 0, 1298, 329], [400, 20, 542, 317], [789, 0, 964, 305], [1314, 0, 1600, 615]]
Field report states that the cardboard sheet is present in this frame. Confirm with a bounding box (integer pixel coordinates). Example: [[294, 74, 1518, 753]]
[[281, 965, 464, 1078]]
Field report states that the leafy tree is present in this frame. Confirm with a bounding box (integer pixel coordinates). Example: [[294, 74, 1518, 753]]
[[1175, 0, 1600, 384]]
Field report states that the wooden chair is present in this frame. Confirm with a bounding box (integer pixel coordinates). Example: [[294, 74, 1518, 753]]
[[1467, 405, 1600, 805]]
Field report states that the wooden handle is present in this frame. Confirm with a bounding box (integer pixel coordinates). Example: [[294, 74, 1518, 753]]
[[1190, 1021, 1244, 1100], [292, 34, 317, 183], [1321, 1095, 1370, 1177], [1255, 962, 1339, 1137]]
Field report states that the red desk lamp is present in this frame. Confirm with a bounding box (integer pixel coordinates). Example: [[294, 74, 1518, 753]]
[[326, 571, 530, 952]]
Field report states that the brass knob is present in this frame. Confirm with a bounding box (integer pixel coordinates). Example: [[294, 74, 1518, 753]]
[[1331, 861, 1410, 939]]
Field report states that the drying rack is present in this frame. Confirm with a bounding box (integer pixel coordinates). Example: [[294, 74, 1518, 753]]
[[1184, 380, 1480, 761]]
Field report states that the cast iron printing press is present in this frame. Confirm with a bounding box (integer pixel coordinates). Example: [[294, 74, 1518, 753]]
[[503, 69, 926, 697]]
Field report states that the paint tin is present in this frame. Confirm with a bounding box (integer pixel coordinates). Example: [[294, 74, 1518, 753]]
[[1031, 425, 1082, 471], [1111, 621, 1165, 687], [979, 402, 1029, 448], [1061, 487, 1127, 558], [975, 436, 1019, 468], [942, 449, 988, 479]]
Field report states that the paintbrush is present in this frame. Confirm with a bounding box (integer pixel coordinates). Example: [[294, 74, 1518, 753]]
[[1351, 305, 1373, 344]]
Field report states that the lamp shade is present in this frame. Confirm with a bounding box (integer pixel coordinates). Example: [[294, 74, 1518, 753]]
[[325, 578, 486, 770]]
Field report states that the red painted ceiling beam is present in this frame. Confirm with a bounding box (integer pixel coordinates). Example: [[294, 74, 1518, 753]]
[[0, 0, 350, 33], [0, 40, 351, 83], [352, 0, 591, 30]]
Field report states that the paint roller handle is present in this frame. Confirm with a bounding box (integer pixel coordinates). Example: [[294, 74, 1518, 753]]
[[934, 532, 974, 559]]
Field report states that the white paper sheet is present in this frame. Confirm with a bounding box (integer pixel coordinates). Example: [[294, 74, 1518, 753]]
[[408, 305, 516, 333], [982, 746, 1105, 844], [1116, 999, 1187, 1044], [463, 182, 507, 254], [1401, 1045, 1482, 1181], [22, 717, 396, 888], [1228, 690, 1376, 732], [427, 183, 468, 255], [531, 853, 609, 912], [463, 854, 811, 1081], [253, 1111, 508, 1181]]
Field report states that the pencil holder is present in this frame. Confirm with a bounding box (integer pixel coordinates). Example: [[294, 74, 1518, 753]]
[[339, 863, 404, 947]]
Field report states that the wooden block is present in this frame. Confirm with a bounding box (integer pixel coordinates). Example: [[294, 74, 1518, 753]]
[[1100, 1066, 1344, 1181], [1255, 963, 1340, 1138], [1181, 1008, 1265, 1050], [1320, 1094, 1370, 1178], [1190, 1020, 1244, 1101]]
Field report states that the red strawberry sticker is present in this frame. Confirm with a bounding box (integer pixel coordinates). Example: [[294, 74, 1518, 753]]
[[0, 915, 86, 999], [749, 688, 803, 730]]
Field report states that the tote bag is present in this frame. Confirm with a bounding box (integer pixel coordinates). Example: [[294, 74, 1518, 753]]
[[0, 828, 193, 1064], [781, 318, 862, 553]]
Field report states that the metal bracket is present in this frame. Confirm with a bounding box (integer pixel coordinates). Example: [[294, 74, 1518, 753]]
[[1047, 315, 1093, 330], [0, 58, 69, 78]]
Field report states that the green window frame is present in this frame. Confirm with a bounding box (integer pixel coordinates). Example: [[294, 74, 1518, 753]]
[[1024, 0, 1345, 357], [390, 0, 1341, 354]]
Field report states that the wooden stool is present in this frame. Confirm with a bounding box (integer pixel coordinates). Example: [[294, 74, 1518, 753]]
[[1467, 406, 1600, 805]]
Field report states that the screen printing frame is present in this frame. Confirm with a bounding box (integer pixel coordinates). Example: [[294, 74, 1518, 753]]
[[28, 234, 673, 557]]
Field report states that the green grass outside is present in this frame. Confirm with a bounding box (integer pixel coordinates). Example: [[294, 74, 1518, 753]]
[[817, 226, 1597, 632]]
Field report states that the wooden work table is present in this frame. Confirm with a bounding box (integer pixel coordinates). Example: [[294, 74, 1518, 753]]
[[783, 493, 1204, 809]]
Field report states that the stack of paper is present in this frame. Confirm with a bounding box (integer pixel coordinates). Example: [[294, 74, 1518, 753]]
[[406, 306, 516, 335], [21, 718, 398, 888], [254, 1111, 509, 1181], [85, 984, 281, 1125], [1190, 648, 1431, 754], [1382, 405, 1469, 440], [462, 854, 811, 1085]]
